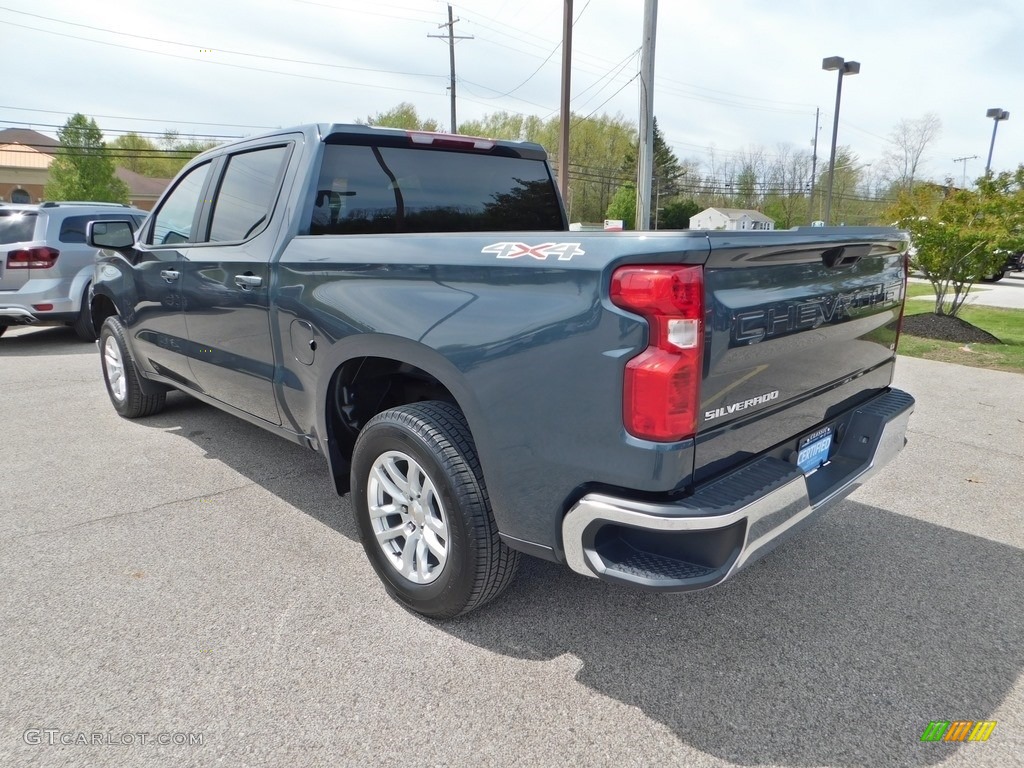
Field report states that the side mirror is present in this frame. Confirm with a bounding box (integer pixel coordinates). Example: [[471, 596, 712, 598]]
[[87, 219, 135, 250]]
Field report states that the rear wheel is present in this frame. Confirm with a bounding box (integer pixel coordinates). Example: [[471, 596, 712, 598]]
[[72, 285, 96, 341], [351, 401, 519, 619], [99, 316, 166, 418], [0, 326, 7, 338]]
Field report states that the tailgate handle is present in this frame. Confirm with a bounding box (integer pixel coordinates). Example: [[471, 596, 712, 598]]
[[821, 246, 862, 269]]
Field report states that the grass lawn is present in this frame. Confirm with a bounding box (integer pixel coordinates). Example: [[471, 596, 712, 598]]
[[899, 287, 1024, 372]]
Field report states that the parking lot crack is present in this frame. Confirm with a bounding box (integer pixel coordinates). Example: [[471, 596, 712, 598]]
[[909, 427, 1024, 460], [9, 483, 255, 540]]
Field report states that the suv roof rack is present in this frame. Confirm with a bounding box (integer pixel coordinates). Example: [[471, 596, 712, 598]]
[[39, 201, 131, 208]]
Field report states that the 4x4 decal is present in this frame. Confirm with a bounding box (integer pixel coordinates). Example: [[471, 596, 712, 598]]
[[482, 242, 585, 261]]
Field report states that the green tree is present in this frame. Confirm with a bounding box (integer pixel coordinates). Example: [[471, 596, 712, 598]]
[[657, 198, 699, 229], [605, 184, 636, 229], [108, 132, 159, 176], [45, 114, 129, 203], [620, 117, 685, 197], [360, 102, 441, 132], [459, 109, 637, 223], [158, 131, 219, 176], [888, 169, 1024, 316]]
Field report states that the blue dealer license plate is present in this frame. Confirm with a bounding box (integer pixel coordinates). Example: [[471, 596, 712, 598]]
[[796, 425, 833, 474]]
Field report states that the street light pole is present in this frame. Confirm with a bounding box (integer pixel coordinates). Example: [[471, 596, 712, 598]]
[[985, 108, 1009, 176], [822, 56, 859, 226]]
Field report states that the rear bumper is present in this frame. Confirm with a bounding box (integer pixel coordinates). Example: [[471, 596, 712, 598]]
[[0, 277, 80, 324], [0, 307, 37, 323], [562, 388, 914, 591]]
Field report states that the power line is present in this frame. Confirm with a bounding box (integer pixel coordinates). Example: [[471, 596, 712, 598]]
[[0, 104, 275, 131], [0, 6, 447, 79], [568, 49, 641, 116], [573, 74, 641, 125], [2, 20, 448, 98], [0, 119, 242, 140]]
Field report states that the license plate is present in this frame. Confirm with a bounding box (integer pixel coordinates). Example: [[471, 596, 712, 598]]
[[796, 425, 833, 474]]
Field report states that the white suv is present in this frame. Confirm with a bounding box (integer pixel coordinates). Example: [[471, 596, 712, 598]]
[[0, 202, 146, 340]]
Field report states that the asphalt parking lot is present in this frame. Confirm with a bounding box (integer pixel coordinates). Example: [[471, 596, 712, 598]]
[[1, 325, 1022, 768]]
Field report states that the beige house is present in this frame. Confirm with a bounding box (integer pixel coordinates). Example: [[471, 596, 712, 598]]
[[0, 128, 170, 210], [689, 207, 775, 231]]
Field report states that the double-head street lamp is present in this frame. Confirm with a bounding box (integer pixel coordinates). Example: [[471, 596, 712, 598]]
[[985, 108, 1010, 176], [822, 56, 860, 225]]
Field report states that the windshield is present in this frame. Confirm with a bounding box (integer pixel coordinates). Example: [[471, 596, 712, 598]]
[[0, 211, 38, 244]]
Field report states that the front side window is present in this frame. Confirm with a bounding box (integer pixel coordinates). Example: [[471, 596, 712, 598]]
[[149, 162, 211, 246], [208, 145, 289, 242], [309, 144, 563, 235]]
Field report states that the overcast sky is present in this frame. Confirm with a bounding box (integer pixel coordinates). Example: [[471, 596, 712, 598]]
[[3, 0, 1022, 186]]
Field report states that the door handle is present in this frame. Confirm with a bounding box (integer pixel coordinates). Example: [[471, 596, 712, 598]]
[[235, 274, 263, 290], [160, 269, 180, 282]]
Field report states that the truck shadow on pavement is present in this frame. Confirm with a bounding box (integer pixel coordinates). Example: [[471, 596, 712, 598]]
[[144, 395, 1023, 768]]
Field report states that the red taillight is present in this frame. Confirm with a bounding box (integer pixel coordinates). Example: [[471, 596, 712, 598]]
[[7, 247, 59, 269], [610, 265, 704, 441], [407, 131, 495, 150]]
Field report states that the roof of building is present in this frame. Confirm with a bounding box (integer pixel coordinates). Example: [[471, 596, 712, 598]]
[[115, 167, 171, 198], [698, 207, 775, 224], [0, 128, 60, 155]]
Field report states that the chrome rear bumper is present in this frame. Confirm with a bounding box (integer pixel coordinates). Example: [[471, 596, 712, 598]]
[[562, 388, 915, 591]]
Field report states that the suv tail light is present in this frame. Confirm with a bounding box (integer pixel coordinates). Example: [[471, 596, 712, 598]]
[[610, 265, 704, 441], [7, 247, 59, 269]]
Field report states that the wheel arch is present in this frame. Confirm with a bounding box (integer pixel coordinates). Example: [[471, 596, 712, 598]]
[[90, 291, 118, 337], [315, 334, 489, 496]]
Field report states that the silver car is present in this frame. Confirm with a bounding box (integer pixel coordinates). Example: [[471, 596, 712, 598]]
[[0, 202, 147, 340]]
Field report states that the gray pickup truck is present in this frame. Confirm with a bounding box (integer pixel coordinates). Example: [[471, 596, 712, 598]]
[[88, 123, 914, 618]]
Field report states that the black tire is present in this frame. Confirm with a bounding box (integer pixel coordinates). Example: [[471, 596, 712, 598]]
[[0, 325, 7, 338], [351, 401, 520, 619], [72, 285, 97, 341], [99, 316, 166, 419], [980, 272, 1005, 283]]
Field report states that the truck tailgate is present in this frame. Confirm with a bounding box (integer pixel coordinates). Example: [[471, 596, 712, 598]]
[[694, 228, 908, 483]]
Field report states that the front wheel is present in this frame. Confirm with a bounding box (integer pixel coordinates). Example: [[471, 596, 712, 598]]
[[99, 316, 166, 418], [351, 401, 519, 619]]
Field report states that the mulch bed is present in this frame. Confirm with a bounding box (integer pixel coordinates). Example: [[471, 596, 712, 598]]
[[901, 313, 1002, 344]]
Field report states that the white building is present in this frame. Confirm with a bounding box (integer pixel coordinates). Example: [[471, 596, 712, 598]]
[[689, 207, 775, 231]]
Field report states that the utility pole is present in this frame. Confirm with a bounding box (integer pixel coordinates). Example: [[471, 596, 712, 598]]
[[953, 154, 978, 189], [634, 0, 658, 231], [558, 0, 572, 203], [809, 108, 820, 220], [428, 5, 472, 133]]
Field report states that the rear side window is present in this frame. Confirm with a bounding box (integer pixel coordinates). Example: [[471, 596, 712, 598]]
[[309, 144, 563, 234], [209, 145, 289, 243], [0, 211, 38, 244], [149, 162, 211, 246], [59, 213, 139, 244]]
